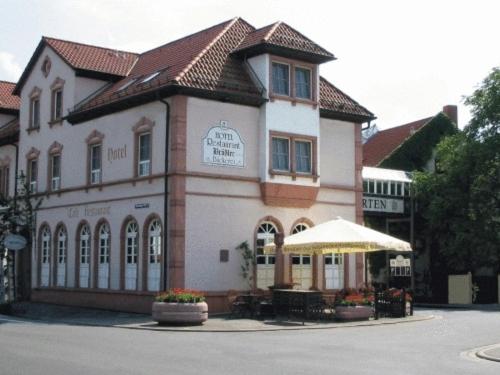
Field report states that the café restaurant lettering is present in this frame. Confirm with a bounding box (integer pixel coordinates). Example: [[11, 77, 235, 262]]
[[202, 121, 245, 168], [68, 206, 111, 218], [362, 197, 404, 214]]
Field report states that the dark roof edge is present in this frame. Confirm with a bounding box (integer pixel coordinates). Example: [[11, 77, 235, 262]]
[[74, 69, 125, 82], [0, 108, 19, 116], [67, 85, 265, 124], [320, 108, 376, 124], [232, 43, 336, 64], [0, 133, 19, 146]]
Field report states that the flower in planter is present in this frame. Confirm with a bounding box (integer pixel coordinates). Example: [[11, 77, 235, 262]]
[[155, 289, 205, 303]]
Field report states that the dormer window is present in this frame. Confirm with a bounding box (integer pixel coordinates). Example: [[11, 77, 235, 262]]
[[270, 57, 317, 105], [272, 62, 289, 96]]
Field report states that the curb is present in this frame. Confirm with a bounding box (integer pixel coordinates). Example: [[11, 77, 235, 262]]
[[1, 313, 435, 333], [415, 303, 500, 311], [112, 315, 436, 333], [475, 344, 500, 363]]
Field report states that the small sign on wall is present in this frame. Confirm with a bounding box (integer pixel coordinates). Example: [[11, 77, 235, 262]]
[[202, 120, 245, 168]]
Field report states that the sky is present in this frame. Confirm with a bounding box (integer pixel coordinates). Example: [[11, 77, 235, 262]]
[[1, 0, 499, 130]]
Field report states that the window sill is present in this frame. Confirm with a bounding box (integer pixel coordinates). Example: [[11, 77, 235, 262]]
[[26, 127, 40, 134], [48, 119, 63, 127], [269, 93, 318, 108], [269, 169, 319, 182]]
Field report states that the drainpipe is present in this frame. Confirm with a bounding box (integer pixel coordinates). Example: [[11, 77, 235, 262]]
[[158, 98, 170, 292]]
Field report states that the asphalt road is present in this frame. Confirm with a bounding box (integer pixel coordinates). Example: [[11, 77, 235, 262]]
[[1, 309, 499, 375]]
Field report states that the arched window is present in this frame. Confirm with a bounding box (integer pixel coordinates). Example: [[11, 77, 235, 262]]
[[97, 223, 110, 289], [292, 223, 309, 234], [56, 227, 67, 287], [40, 226, 51, 287], [124, 221, 138, 290], [147, 219, 162, 291], [255, 222, 277, 289], [79, 225, 91, 288]]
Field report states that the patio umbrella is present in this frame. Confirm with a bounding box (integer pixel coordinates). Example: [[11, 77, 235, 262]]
[[264, 217, 412, 255]]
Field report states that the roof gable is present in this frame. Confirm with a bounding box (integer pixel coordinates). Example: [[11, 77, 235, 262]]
[[233, 21, 335, 63], [363, 117, 432, 167], [13, 37, 138, 95], [0, 81, 20, 114]]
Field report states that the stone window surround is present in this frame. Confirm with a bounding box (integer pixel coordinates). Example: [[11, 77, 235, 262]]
[[132, 117, 155, 181], [49, 77, 65, 125], [28, 87, 42, 132], [26, 147, 40, 193], [120, 215, 139, 291], [93, 218, 112, 290], [41, 56, 51, 77], [269, 55, 318, 107], [141, 213, 163, 292], [74, 220, 91, 289], [47, 141, 63, 193], [37, 222, 51, 287], [85, 130, 105, 188], [53, 222, 68, 288], [269, 130, 318, 181]]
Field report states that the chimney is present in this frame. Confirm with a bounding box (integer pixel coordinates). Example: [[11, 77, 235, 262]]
[[442, 105, 458, 126]]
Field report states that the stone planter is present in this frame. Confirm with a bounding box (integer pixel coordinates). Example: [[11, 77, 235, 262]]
[[335, 305, 373, 321], [152, 302, 208, 325]]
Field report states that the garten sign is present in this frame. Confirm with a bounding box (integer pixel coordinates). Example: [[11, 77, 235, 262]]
[[202, 120, 245, 168]]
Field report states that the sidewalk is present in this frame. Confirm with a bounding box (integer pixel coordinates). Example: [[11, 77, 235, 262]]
[[4, 302, 435, 332]]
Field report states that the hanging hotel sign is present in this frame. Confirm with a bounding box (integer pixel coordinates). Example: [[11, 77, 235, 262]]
[[4, 233, 27, 250], [363, 196, 404, 213], [202, 120, 245, 168]]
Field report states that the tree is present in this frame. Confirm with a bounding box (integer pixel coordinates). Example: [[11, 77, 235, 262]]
[[0, 179, 41, 303], [414, 67, 500, 273]]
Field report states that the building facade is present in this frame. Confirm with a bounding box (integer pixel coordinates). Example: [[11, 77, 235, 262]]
[[6, 18, 375, 312]]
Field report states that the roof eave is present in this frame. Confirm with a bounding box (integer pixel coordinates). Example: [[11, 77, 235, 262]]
[[232, 44, 336, 64], [0, 108, 19, 116], [67, 84, 265, 125], [74, 69, 127, 82], [0, 132, 19, 146], [320, 108, 376, 123]]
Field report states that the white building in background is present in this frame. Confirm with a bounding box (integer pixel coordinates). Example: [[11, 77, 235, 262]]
[[6, 18, 375, 312]]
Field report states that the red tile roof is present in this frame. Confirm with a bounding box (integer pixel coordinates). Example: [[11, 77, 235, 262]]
[[363, 117, 431, 166], [75, 18, 261, 112], [44, 37, 138, 76], [319, 77, 374, 121], [0, 17, 366, 124], [0, 81, 20, 112], [233, 22, 335, 62]]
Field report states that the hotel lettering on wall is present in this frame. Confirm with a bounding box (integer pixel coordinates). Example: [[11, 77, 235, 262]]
[[362, 196, 404, 214], [202, 120, 245, 168]]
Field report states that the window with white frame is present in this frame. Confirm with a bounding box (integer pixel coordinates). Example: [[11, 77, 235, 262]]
[[90, 144, 102, 184], [51, 89, 63, 122], [138, 133, 151, 176], [272, 62, 290, 96], [57, 228, 66, 264], [148, 220, 162, 264], [28, 159, 38, 193], [256, 222, 277, 265], [41, 227, 50, 264], [51, 154, 61, 191], [126, 222, 138, 264], [99, 224, 110, 264], [31, 97, 40, 129], [80, 226, 90, 265]]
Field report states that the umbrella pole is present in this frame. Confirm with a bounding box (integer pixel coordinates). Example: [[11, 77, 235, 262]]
[[273, 233, 285, 286]]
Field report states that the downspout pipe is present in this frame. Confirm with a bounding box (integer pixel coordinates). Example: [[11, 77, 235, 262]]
[[158, 98, 170, 292]]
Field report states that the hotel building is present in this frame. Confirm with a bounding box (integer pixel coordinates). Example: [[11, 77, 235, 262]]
[[2, 18, 375, 312]]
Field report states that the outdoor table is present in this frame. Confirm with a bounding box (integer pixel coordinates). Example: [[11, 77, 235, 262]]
[[271, 289, 323, 323]]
